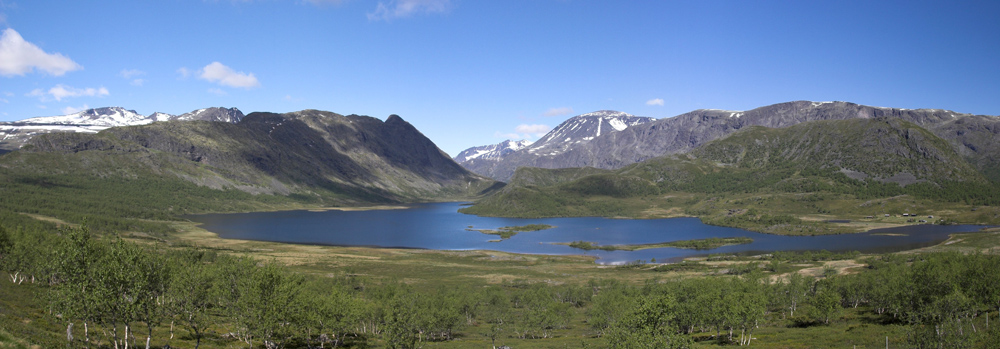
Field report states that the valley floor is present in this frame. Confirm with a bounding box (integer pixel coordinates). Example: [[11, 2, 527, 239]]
[[2, 210, 1000, 348]]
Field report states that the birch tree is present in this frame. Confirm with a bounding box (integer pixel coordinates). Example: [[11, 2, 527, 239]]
[[167, 255, 216, 349], [50, 225, 103, 348], [605, 292, 691, 349]]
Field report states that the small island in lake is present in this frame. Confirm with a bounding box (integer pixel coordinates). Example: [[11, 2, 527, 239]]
[[466, 224, 554, 240], [557, 237, 754, 251]]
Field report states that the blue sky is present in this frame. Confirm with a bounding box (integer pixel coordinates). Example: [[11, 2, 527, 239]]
[[1, 0, 998, 156]]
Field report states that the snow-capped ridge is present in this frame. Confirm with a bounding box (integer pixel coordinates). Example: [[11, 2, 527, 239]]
[[1, 106, 245, 150], [578, 110, 634, 118], [19, 106, 151, 127], [453, 139, 533, 163], [14, 106, 244, 127]]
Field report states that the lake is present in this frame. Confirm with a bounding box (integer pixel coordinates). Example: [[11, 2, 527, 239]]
[[188, 202, 986, 264]]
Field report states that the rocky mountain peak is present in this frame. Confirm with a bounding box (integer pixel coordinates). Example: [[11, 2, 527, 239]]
[[386, 114, 405, 124], [176, 107, 244, 123], [524, 110, 654, 156]]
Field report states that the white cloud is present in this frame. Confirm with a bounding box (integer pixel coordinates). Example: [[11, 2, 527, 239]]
[[199, 62, 260, 89], [207, 88, 228, 96], [646, 98, 665, 106], [50, 85, 108, 101], [62, 104, 89, 115], [0, 28, 82, 77], [176, 67, 191, 79], [494, 131, 522, 140], [120, 69, 146, 86], [515, 124, 551, 138], [0, 98, 7, 103], [543, 107, 573, 117], [303, 0, 346, 5], [119, 69, 145, 79], [368, 0, 450, 21], [27, 84, 109, 102]]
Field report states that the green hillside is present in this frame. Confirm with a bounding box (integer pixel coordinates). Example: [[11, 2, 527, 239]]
[[692, 118, 984, 184], [0, 111, 496, 233]]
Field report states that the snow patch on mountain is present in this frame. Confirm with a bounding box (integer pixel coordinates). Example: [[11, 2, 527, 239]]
[[608, 118, 629, 131], [150, 112, 174, 122]]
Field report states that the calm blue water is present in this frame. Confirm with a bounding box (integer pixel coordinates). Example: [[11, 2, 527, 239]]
[[188, 202, 986, 264]]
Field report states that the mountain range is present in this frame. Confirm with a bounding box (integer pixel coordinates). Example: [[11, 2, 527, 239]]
[[1, 110, 496, 212], [0, 107, 245, 153], [461, 115, 1000, 224], [1, 100, 997, 221], [457, 101, 1000, 182]]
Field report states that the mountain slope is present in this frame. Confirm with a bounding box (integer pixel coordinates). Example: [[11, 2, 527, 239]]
[[3, 110, 497, 213], [688, 117, 985, 184], [460, 110, 653, 181], [927, 114, 1000, 182]]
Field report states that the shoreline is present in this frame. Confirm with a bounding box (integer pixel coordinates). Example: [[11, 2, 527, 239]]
[[305, 205, 411, 212], [182, 199, 476, 216]]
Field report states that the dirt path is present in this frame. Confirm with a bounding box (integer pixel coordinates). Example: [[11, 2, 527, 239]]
[[796, 260, 866, 278]]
